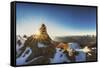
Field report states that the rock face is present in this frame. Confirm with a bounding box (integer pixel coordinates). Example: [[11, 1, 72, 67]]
[[18, 24, 56, 65]]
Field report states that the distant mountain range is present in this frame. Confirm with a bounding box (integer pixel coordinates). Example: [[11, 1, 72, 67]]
[[54, 35, 96, 48]]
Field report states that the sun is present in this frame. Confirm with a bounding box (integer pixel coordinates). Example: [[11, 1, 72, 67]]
[[35, 31, 41, 36]]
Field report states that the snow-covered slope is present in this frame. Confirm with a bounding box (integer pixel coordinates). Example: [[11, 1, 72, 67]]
[[75, 51, 86, 61], [16, 47, 32, 65], [68, 42, 87, 62], [50, 48, 70, 63]]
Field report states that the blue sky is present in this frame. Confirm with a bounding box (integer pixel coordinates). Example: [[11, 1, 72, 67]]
[[16, 3, 97, 38]]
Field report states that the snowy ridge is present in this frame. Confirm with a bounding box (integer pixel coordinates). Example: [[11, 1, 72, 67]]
[[16, 47, 32, 65], [16, 35, 27, 53], [37, 43, 47, 48]]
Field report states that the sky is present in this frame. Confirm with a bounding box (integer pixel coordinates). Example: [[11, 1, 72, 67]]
[[16, 3, 97, 38]]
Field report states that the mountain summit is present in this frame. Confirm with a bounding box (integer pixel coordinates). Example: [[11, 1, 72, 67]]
[[17, 24, 56, 65], [34, 24, 52, 43]]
